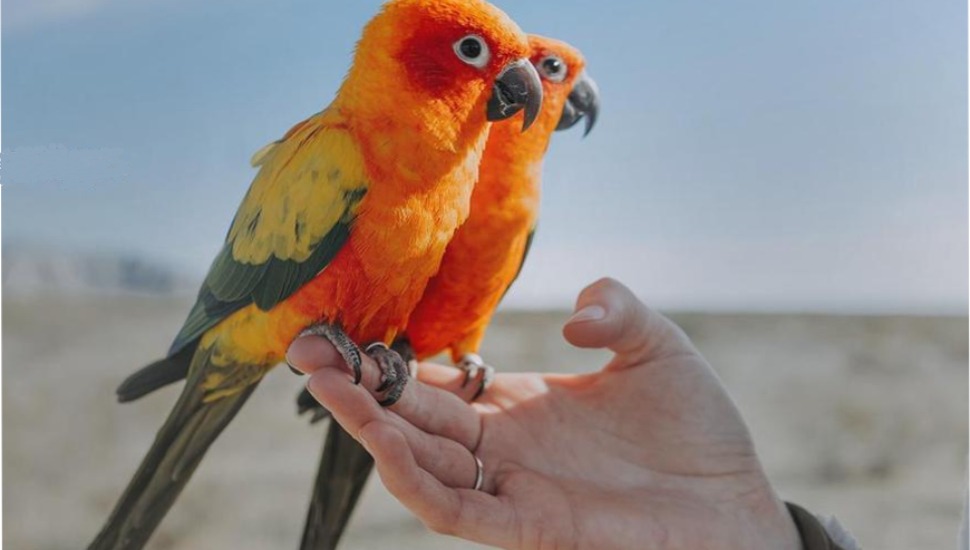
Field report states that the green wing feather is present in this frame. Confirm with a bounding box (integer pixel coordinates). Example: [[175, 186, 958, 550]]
[[168, 111, 368, 356]]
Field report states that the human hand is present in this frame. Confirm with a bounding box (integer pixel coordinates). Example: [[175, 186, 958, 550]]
[[287, 278, 800, 550]]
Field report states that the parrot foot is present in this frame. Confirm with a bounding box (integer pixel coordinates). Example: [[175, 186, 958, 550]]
[[298, 323, 364, 385], [391, 338, 420, 378], [293, 339, 415, 421], [366, 342, 409, 407], [458, 353, 495, 401]]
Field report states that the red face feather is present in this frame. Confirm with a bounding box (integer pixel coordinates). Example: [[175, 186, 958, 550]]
[[384, 0, 529, 95]]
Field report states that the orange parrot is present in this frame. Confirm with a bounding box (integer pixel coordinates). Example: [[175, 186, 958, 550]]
[[89, 1, 542, 548], [405, 36, 599, 388], [297, 36, 598, 548]]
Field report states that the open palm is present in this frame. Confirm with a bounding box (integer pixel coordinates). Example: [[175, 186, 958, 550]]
[[288, 279, 799, 550]]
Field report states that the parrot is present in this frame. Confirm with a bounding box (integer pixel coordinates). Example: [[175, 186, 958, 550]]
[[89, 1, 542, 548], [296, 35, 599, 549], [404, 35, 599, 386]]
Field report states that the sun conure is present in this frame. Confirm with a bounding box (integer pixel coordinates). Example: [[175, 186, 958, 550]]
[[405, 35, 599, 391], [89, 1, 542, 548], [296, 35, 599, 549]]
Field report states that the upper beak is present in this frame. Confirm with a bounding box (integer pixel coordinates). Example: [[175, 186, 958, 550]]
[[556, 71, 600, 137], [487, 59, 543, 132]]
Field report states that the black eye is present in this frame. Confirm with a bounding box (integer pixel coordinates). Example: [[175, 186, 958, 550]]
[[460, 38, 482, 59], [453, 34, 490, 68], [538, 55, 567, 83]]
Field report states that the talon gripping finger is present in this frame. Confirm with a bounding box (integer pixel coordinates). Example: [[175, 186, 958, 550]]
[[300, 324, 363, 385], [377, 381, 407, 407], [364, 342, 410, 407], [457, 353, 495, 402], [458, 353, 485, 388], [471, 365, 495, 401]]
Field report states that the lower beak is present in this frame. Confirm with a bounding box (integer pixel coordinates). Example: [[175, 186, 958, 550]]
[[487, 59, 543, 132], [556, 71, 600, 137]]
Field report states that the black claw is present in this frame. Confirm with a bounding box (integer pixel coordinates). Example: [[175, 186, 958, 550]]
[[375, 376, 393, 393], [368, 342, 399, 392], [331, 327, 363, 384], [472, 367, 495, 401], [344, 341, 363, 385], [467, 367, 490, 401], [471, 382, 486, 401], [378, 380, 407, 407], [366, 342, 410, 408]]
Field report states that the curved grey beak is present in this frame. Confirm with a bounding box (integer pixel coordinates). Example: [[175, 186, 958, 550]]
[[487, 59, 543, 132], [556, 71, 600, 137]]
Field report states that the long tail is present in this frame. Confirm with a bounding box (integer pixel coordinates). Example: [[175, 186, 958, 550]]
[[300, 424, 375, 550], [89, 345, 261, 550]]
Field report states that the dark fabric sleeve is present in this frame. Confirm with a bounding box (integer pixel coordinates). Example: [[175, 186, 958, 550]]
[[785, 502, 849, 550]]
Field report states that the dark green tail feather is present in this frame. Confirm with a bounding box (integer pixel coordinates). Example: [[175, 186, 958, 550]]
[[116, 341, 198, 403], [300, 424, 375, 550], [90, 347, 260, 550]]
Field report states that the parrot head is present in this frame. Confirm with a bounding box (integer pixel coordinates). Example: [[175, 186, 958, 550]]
[[486, 35, 599, 151], [525, 36, 600, 138], [343, 0, 543, 136]]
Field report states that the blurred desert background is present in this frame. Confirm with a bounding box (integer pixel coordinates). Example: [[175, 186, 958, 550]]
[[3, 254, 967, 550]]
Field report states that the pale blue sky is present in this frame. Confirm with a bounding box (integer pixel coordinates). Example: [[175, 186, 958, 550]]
[[4, 0, 967, 313]]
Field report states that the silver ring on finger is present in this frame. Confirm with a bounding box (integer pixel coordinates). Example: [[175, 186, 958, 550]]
[[472, 454, 485, 491]]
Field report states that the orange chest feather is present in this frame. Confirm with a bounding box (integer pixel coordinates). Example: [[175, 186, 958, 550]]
[[405, 154, 543, 360], [209, 130, 487, 365]]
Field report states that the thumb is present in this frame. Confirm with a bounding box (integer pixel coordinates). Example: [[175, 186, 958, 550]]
[[561, 278, 696, 368]]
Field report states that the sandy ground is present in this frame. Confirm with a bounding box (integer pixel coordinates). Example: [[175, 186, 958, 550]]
[[4, 295, 967, 549]]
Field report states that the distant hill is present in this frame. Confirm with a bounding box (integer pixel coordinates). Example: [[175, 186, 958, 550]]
[[2, 245, 196, 297]]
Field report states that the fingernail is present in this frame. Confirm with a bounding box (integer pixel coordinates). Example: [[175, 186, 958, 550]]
[[358, 430, 371, 452], [568, 305, 606, 324], [284, 352, 302, 375]]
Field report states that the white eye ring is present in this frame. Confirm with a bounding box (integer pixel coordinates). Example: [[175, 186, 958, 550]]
[[453, 34, 490, 69], [537, 55, 567, 83]]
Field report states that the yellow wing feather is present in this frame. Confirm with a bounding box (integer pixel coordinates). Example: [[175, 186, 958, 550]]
[[169, 109, 369, 355], [229, 112, 368, 265]]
